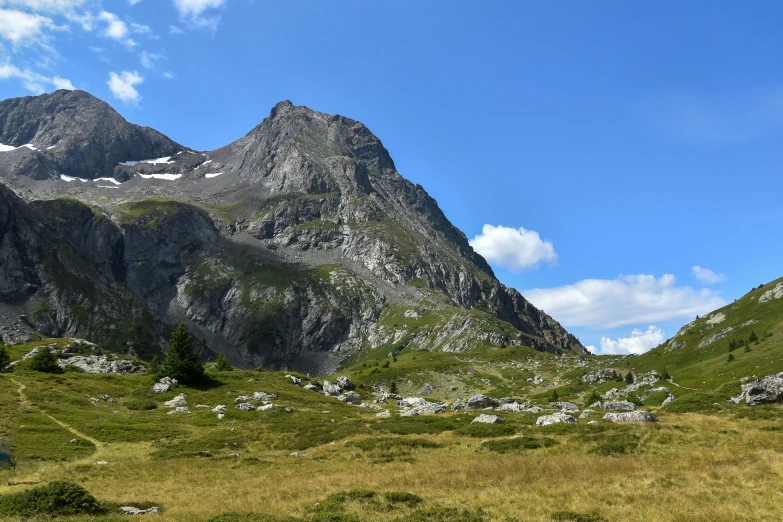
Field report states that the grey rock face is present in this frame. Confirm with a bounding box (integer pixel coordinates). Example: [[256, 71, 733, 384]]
[[471, 414, 502, 424], [581, 369, 620, 384], [58, 354, 144, 374], [536, 412, 577, 426], [398, 398, 447, 416], [418, 383, 433, 396], [604, 411, 657, 423], [730, 372, 783, 406], [337, 391, 362, 405], [465, 394, 501, 409], [322, 381, 342, 396], [0, 92, 586, 372], [0, 90, 182, 180]]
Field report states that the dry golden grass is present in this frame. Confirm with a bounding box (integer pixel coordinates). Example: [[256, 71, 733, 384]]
[[1, 414, 782, 521]]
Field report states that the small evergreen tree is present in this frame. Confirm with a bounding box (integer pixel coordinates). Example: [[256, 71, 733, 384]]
[[213, 354, 233, 372], [749, 331, 759, 344], [160, 323, 204, 385], [389, 381, 398, 394], [147, 355, 160, 374], [29, 348, 63, 374], [661, 369, 671, 381], [550, 390, 559, 402], [727, 353, 735, 362], [585, 390, 602, 406], [625, 371, 635, 385], [0, 344, 9, 373]]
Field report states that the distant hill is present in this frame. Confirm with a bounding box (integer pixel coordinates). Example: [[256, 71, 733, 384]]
[[629, 277, 783, 389]]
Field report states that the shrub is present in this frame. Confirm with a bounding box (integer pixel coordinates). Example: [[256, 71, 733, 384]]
[[749, 331, 759, 344], [160, 323, 204, 385], [213, 354, 233, 372], [389, 381, 398, 394], [728, 353, 735, 362], [585, 391, 601, 406], [625, 371, 634, 385], [147, 355, 160, 374], [0, 344, 9, 372], [551, 511, 608, 522], [396, 507, 487, 522], [0, 481, 103, 517], [28, 348, 63, 374], [550, 390, 559, 402], [208, 514, 298, 522]]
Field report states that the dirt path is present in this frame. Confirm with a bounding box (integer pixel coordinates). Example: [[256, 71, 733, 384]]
[[10, 378, 104, 448]]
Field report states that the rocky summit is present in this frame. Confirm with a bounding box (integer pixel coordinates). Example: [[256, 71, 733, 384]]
[[0, 90, 584, 374]]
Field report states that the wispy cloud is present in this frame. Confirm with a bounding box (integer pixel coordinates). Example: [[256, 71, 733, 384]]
[[172, 0, 225, 31], [0, 8, 56, 46], [692, 266, 726, 284], [0, 61, 74, 93]]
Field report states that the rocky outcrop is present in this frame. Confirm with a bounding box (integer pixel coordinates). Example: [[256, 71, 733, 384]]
[[472, 414, 502, 424], [729, 373, 783, 406]]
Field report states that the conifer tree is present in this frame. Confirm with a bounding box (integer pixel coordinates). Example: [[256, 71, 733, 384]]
[[625, 371, 635, 385], [161, 323, 204, 384], [0, 344, 9, 373], [29, 348, 62, 374], [213, 354, 233, 372]]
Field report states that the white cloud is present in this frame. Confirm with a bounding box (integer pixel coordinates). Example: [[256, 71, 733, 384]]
[[128, 0, 142, 4], [97, 11, 131, 44], [0, 61, 74, 92], [692, 266, 726, 284], [525, 273, 726, 330], [599, 325, 666, 355], [469, 224, 557, 272], [51, 75, 74, 89], [162, 70, 174, 79], [107, 70, 142, 103], [0, 8, 55, 45], [172, 0, 224, 30], [139, 50, 163, 68]]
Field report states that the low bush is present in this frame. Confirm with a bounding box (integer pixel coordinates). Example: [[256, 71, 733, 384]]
[[482, 436, 558, 453], [0, 481, 103, 517]]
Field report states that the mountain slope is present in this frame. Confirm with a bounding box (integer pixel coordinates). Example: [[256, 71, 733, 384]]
[[0, 90, 182, 180], [629, 277, 783, 389], [0, 91, 584, 373]]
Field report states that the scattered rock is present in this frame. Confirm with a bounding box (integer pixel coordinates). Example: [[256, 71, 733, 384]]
[[581, 369, 620, 384], [461, 394, 500, 409], [337, 391, 362, 405], [336, 376, 355, 391], [536, 412, 577, 426], [166, 407, 189, 415], [96, 461, 108, 465], [212, 405, 227, 414], [303, 383, 321, 392], [550, 401, 579, 412], [228, 453, 240, 458], [164, 394, 187, 408], [472, 414, 502, 424], [251, 391, 276, 401], [153, 377, 178, 394], [257, 403, 275, 411], [358, 403, 383, 411], [759, 282, 783, 303], [58, 355, 144, 375], [598, 401, 636, 411], [375, 410, 391, 418], [120, 506, 159, 515], [235, 402, 255, 411], [706, 312, 726, 325], [418, 383, 433, 396], [290, 452, 307, 457], [322, 380, 342, 396], [604, 411, 657, 423], [285, 374, 302, 386]]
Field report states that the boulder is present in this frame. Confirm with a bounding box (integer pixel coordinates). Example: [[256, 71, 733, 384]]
[[375, 410, 391, 418], [58, 355, 145, 375], [164, 394, 187, 408], [599, 401, 637, 411], [418, 383, 433, 396], [322, 380, 342, 396], [285, 374, 302, 386], [251, 391, 277, 401], [166, 407, 189, 415], [550, 401, 579, 412], [257, 403, 275, 411], [471, 414, 502, 424], [399, 400, 447, 417], [581, 369, 619, 384], [465, 394, 500, 409], [153, 377, 178, 394], [496, 402, 522, 413], [604, 410, 657, 423], [337, 391, 362, 405], [235, 402, 255, 411], [730, 372, 783, 406], [536, 412, 577, 426], [211, 405, 227, 414], [337, 376, 355, 391], [303, 383, 321, 392]]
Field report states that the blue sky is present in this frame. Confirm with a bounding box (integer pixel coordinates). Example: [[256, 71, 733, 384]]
[[1, 0, 781, 354]]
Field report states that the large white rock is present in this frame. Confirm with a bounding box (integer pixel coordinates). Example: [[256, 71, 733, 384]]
[[153, 377, 178, 394], [164, 394, 187, 408], [471, 414, 502, 424], [599, 401, 637, 411], [604, 410, 657, 423], [730, 372, 783, 406], [536, 412, 577, 426]]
